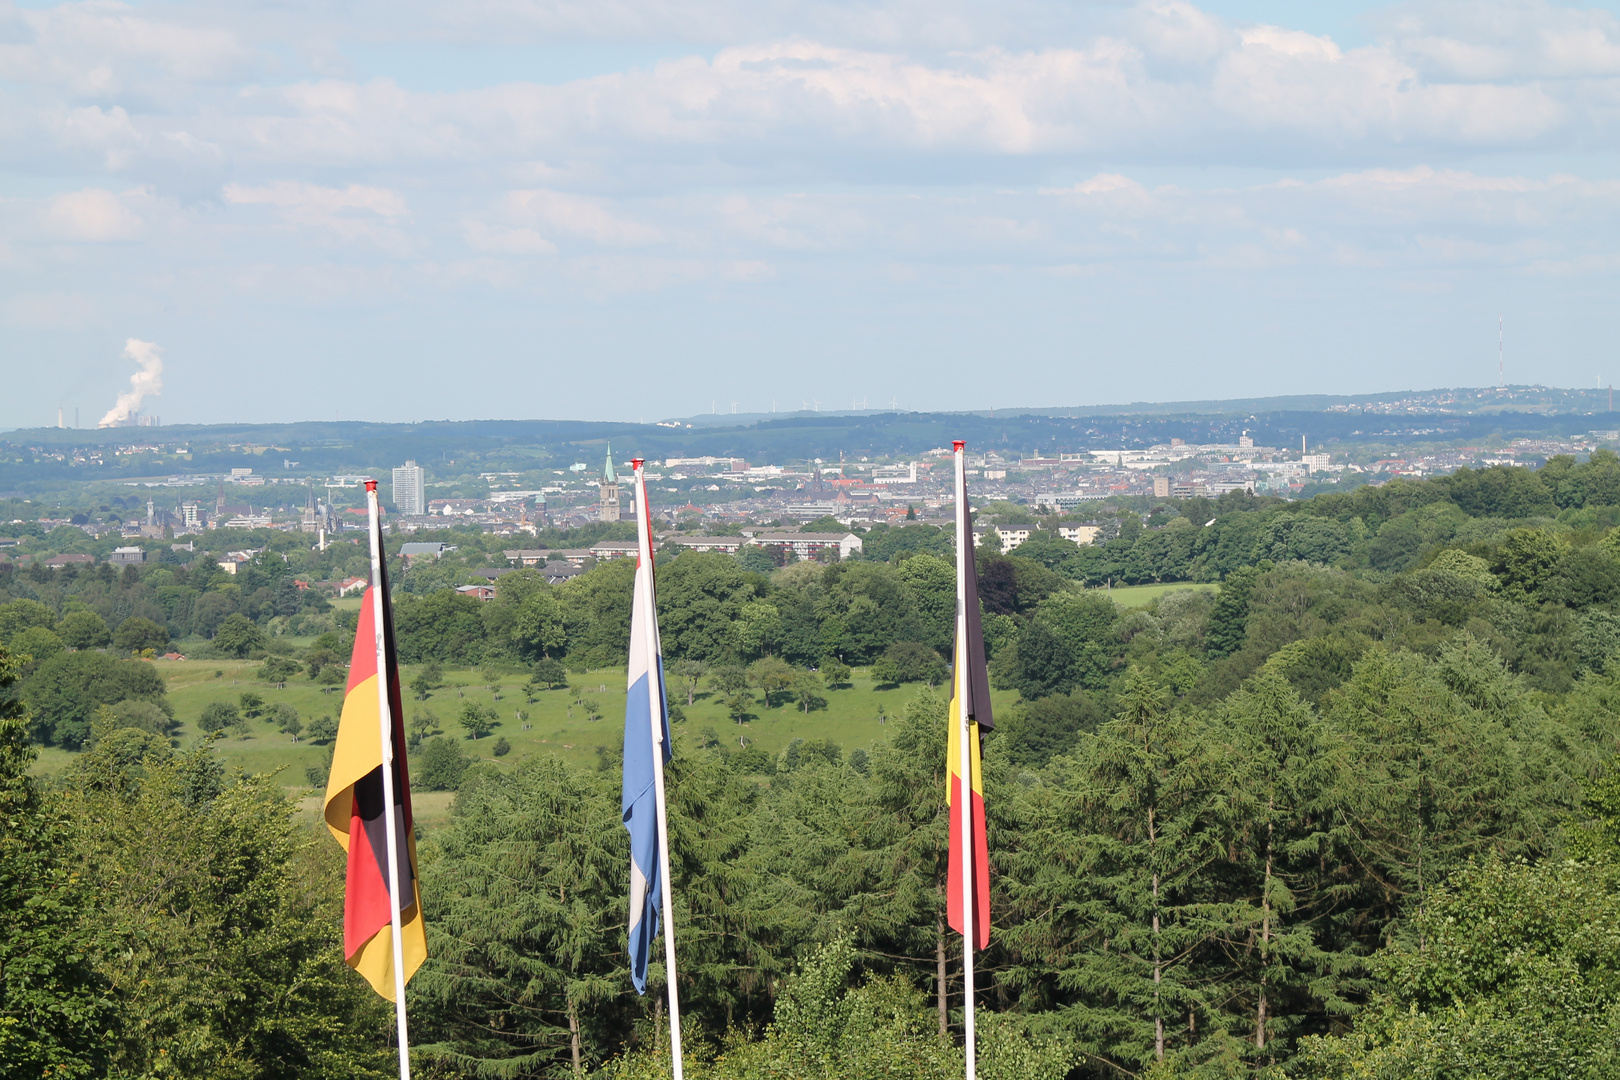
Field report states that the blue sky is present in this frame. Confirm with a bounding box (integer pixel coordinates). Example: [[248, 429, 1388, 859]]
[[4, 0, 1620, 428]]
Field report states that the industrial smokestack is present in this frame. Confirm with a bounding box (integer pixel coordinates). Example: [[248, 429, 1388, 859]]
[[99, 339, 164, 428]]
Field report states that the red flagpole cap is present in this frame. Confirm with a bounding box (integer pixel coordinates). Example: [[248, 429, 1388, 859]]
[[364, 479, 378, 492], [952, 440, 966, 452], [631, 457, 645, 470]]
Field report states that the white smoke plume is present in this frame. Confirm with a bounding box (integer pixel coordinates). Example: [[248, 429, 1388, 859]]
[[98, 339, 164, 427]]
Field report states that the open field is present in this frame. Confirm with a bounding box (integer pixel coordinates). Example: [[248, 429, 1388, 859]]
[[34, 658, 1022, 816], [1093, 582, 1218, 607]]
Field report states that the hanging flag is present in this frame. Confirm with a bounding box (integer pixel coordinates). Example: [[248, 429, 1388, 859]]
[[622, 465, 673, 995], [948, 442, 993, 952], [323, 573, 427, 1000]]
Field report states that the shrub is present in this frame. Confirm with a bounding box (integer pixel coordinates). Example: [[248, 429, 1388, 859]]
[[107, 699, 179, 739], [198, 702, 241, 734], [872, 642, 946, 686], [256, 656, 302, 683], [458, 701, 497, 740], [112, 616, 168, 654], [415, 736, 470, 791], [22, 650, 172, 748], [211, 614, 264, 658], [491, 736, 511, 757], [57, 609, 111, 650], [530, 657, 569, 690]]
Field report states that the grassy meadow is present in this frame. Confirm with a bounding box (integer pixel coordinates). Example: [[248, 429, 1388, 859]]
[[1093, 581, 1217, 607], [34, 656, 1019, 831]]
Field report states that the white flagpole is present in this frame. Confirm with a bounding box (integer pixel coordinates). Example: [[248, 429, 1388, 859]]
[[634, 459, 684, 1079], [953, 441, 976, 1080], [365, 480, 412, 1080]]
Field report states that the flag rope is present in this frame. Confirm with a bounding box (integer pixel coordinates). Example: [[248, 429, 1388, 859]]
[[634, 460, 685, 1079], [954, 442, 977, 1080], [366, 480, 412, 1080]]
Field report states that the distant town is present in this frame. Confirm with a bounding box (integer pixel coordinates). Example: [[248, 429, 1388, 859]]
[[4, 386, 1620, 584]]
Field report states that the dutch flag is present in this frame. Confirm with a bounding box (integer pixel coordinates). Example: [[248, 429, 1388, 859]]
[[622, 460, 673, 995]]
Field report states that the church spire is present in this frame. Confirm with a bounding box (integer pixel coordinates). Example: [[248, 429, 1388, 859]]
[[598, 444, 622, 522]]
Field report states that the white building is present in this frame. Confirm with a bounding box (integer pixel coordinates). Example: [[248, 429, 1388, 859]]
[[750, 532, 864, 560], [392, 460, 427, 516], [871, 462, 919, 485], [665, 536, 747, 554]]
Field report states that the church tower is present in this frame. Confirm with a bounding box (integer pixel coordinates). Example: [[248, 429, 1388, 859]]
[[598, 445, 621, 522]]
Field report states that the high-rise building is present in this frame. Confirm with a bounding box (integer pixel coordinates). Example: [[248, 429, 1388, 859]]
[[599, 445, 620, 523], [393, 460, 426, 516]]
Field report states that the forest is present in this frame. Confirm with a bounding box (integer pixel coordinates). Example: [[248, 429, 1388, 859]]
[[8, 457, 1620, 1077]]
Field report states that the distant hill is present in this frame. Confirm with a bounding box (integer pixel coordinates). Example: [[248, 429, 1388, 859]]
[[3, 386, 1617, 493]]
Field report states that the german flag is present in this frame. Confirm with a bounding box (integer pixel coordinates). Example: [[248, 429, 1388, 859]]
[[322, 570, 426, 1000], [947, 440, 993, 951]]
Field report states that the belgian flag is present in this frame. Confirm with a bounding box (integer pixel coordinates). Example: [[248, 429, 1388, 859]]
[[948, 440, 993, 952], [322, 568, 426, 1000]]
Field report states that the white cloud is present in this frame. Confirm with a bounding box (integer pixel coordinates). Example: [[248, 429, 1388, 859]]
[[221, 181, 410, 248], [503, 189, 662, 246], [462, 220, 558, 254], [5, 0, 1620, 426], [222, 181, 408, 219], [41, 188, 144, 241]]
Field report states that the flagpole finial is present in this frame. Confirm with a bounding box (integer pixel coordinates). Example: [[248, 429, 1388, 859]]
[[953, 440, 965, 452], [365, 479, 378, 492], [632, 457, 645, 470]]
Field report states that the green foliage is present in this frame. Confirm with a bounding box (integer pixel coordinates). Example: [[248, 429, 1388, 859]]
[[410, 659, 443, 700], [211, 612, 265, 657], [1205, 565, 1260, 659], [413, 735, 471, 791], [304, 714, 337, 744], [707, 664, 751, 696], [457, 700, 498, 740], [272, 702, 302, 740], [394, 590, 487, 665], [0, 598, 56, 641], [21, 649, 171, 748], [112, 615, 168, 654], [197, 701, 241, 734], [997, 690, 1103, 766], [414, 758, 624, 1075], [749, 655, 797, 706], [791, 670, 828, 713], [530, 656, 569, 690], [8, 624, 64, 668], [56, 608, 111, 649], [820, 658, 852, 688], [256, 655, 303, 683], [872, 641, 946, 686], [107, 697, 179, 739], [592, 939, 1073, 1080], [63, 734, 392, 1077], [0, 644, 112, 1078], [1293, 858, 1620, 1080], [1492, 527, 1570, 599]]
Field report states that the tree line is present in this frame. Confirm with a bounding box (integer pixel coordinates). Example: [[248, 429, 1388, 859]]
[[10, 456, 1620, 1076]]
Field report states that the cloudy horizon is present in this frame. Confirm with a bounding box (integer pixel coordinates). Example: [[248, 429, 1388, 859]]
[[4, 0, 1620, 429]]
